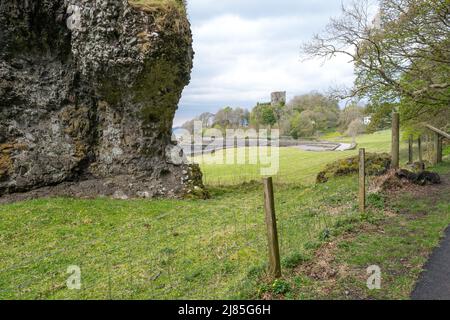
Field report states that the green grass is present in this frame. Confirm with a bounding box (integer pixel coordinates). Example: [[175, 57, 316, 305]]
[[0, 176, 365, 299], [0, 130, 446, 300], [320, 131, 344, 140], [337, 162, 450, 300], [196, 130, 392, 186], [255, 162, 450, 300]]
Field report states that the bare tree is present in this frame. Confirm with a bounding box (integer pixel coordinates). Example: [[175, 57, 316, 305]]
[[339, 102, 365, 132], [197, 112, 215, 128], [302, 0, 450, 126], [345, 119, 366, 143]]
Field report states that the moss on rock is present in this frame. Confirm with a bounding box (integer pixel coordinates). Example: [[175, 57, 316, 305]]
[[128, 0, 186, 14], [184, 164, 210, 199], [316, 153, 391, 183], [135, 58, 182, 130], [0, 153, 12, 181], [0, 143, 27, 182]]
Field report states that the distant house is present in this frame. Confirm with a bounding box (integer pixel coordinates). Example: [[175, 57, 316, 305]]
[[364, 116, 372, 125]]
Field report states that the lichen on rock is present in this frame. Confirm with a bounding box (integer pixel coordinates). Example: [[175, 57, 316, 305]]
[[0, 0, 206, 199]]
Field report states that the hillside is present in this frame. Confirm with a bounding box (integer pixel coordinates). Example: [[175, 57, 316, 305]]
[[1, 131, 448, 299]]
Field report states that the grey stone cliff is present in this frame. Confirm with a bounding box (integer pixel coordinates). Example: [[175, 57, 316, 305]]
[[0, 0, 207, 199]]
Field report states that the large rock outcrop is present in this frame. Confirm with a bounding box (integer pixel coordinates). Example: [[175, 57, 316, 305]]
[[0, 0, 207, 199]]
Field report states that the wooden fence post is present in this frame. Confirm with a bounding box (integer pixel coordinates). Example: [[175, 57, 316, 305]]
[[263, 177, 281, 278], [418, 136, 423, 164], [359, 148, 366, 213], [434, 132, 443, 165], [408, 135, 413, 164], [391, 112, 400, 169]]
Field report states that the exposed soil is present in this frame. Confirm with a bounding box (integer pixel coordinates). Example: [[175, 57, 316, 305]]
[[369, 169, 443, 194], [385, 171, 449, 204], [296, 242, 339, 281], [294, 223, 384, 280], [0, 178, 138, 205], [0, 173, 199, 205]]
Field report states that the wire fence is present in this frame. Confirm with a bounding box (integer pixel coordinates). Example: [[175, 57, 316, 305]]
[[0, 168, 361, 300], [1, 128, 446, 300], [398, 133, 438, 166], [400, 132, 450, 169]]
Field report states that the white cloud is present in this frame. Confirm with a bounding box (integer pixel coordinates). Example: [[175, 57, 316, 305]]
[[174, 1, 356, 127]]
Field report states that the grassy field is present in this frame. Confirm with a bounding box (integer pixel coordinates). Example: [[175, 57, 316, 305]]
[[196, 131, 392, 185], [0, 177, 363, 299], [0, 130, 447, 300]]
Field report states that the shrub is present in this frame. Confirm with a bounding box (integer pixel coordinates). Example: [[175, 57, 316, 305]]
[[316, 153, 391, 183]]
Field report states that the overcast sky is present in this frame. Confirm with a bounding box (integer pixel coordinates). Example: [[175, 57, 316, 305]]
[[174, 0, 356, 127]]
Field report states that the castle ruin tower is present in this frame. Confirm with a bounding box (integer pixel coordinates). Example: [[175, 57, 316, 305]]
[[271, 91, 286, 106]]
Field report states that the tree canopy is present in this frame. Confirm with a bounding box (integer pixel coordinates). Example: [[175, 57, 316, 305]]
[[302, 0, 450, 132]]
